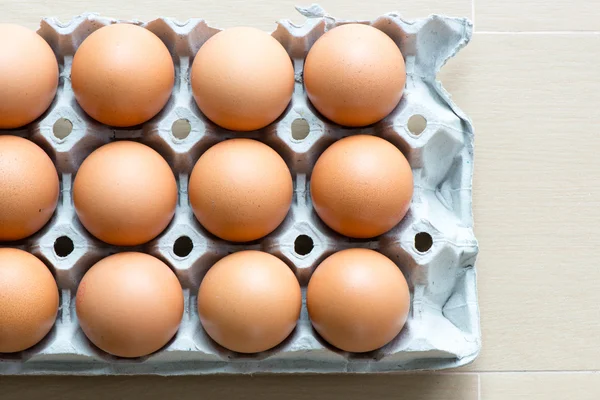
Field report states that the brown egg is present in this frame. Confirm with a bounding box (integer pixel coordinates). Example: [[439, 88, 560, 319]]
[[198, 251, 301, 353], [76, 252, 184, 358], [0, 248, 59, 353], [73, 141, 177, 246], [0, 24, 58, 129], [191, 27, 294, 131], [307, 249, 410, 353], [189, 139, 292, 242], [71, 24, 174, 127], [304, 24, 406, 127], [311, 135, 413, 238], [0, 136, 59, 241]]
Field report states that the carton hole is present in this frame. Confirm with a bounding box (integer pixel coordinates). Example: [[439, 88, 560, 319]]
[[173, 236, 193, 258], [294, 235, 314, 256], [54, 236, 74, 258], [53, 118, 73, 139], [172, 119, 191, 139], [291, 118, 310, 141], [408, 115, 427, 136], [414, 232, 433, 253]]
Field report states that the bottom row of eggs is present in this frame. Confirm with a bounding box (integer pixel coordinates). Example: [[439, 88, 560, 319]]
[[0, 248, 410, 358]]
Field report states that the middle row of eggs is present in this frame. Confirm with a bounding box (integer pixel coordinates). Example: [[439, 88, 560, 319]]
[[69, 22, 406, 130], [0, 134, 413, 245]]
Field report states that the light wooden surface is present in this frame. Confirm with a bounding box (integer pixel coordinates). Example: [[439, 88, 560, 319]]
[[2, 0, 599, 398]]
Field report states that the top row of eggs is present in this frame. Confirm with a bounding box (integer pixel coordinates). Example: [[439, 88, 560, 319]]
[[0, 22, 407, 131]]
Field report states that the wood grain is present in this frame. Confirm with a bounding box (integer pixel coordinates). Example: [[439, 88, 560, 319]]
[[440, 33, 600, 371], [0, 0, 471, 30], [0, 374, 478, 400], [481, 373, 600, 399], [476, 0, 600, 32]]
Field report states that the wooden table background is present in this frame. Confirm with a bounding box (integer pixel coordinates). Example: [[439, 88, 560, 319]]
[[2, 0, 600, 398]]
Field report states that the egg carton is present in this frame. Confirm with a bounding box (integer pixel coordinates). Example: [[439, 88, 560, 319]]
[[0, 4, 479, 374]]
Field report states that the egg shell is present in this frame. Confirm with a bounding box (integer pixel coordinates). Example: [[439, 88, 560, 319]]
[[0, 24, 58, 129], [307, 248, 411, 353], [197, 250, 301, 353], [0, 136, 59, 241], [189, 139, 293, 242], [310, 135, 413, 238], [304, 23, 406, 127], [71, 23, 174, 127], [191, 27, 295, 131], [73, 141, 178, 246], [76, 252, 184, 358], [0, 248, 59, 353]]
